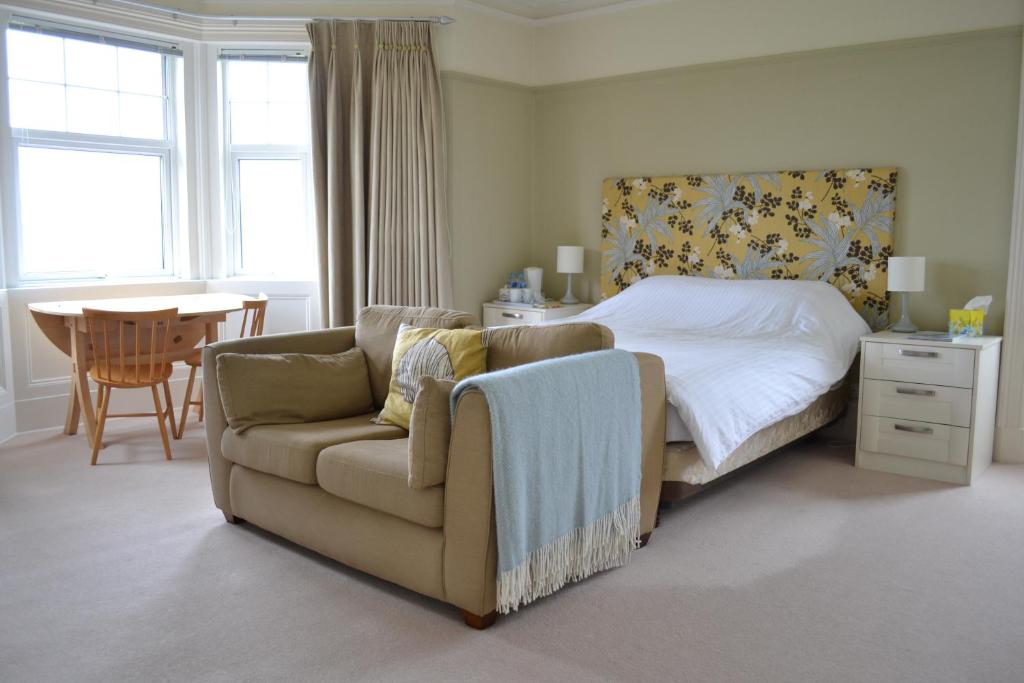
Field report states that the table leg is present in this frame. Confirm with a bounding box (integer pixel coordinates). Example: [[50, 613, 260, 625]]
[[64, 378, 81, 435], [70, 325, 97, 447]]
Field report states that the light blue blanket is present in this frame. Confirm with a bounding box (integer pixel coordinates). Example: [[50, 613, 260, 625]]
[[451, 349, 642, 613]]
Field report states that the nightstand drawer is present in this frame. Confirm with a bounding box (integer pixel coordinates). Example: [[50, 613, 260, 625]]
[[863, 342, 975, 388], [860, 416, 969, 466], [483, 308, 545, 327], [861, 379, 972, 428]]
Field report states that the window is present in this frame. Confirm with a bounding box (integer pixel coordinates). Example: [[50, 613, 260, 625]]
[[221, 55, 313, 277], [3, 20, 181, 281]]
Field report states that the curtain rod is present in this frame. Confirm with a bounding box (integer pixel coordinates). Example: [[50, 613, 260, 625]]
[[100, 0, 456, 25]]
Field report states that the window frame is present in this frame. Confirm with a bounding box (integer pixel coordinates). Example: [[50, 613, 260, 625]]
[[219, 53, 313, 279], [1, 19, 182, 285]]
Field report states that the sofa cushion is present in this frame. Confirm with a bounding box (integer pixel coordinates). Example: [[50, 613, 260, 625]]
[[318, 439, 445, 528], [378, 325, 486, 430], [221, 413, 406, 485], [216, 348, 373, 433], [355, 306, 478, 409], [408, 376, 456, 490], [482, 322, 613, 371]]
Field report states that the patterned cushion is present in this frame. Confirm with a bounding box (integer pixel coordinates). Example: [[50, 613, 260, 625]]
[[377, 325, 486, 430]]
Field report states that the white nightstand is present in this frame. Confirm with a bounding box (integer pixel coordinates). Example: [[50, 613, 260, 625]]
[[855, 330, 1002, 485], [482, 301, 591, 327]]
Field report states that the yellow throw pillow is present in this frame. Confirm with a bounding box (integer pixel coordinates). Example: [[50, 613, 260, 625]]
[[378, 325, 486, 429]]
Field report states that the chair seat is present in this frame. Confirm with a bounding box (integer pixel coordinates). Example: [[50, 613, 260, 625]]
[[220, 413, 407, 485], [184, 348, 202, 366], [89, 362, 173, 387], [317, 439, 444, 528]]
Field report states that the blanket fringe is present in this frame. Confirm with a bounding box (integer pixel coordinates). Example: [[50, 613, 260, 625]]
[[497, 496, 641, 614]]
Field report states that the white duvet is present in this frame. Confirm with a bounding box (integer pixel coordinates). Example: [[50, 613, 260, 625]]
[[568, 276, 869, 471]]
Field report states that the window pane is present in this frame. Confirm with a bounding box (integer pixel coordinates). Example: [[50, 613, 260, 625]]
[[18, 147, 165, 277], [226, 59, 308, 144], [66, 86, 119, 136], [119, 93, 164, 138], [8, 80, 66, 131], [6, 29, 167, 137], [6, 30, 64, 83], [226, 61, 267, 102], [267, 103, 307, 145], [228, 101, 267, 145], [236, 159, 308, 275], [64, 39, 118, 90], [267, 62, 307, 102], [117, 47, 162, 95]]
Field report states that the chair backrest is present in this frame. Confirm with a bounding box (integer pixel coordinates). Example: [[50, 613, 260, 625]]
[[82, 307, 178, 384], [239, 293, 269, 339]]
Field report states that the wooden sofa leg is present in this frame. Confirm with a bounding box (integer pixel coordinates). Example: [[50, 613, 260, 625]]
[[461, 609, 497, 630], [638, 531, 653, 548], [223, 512, 245, 525]]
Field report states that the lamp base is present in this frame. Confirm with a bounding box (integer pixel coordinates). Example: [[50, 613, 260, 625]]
[[560, 273, 579, 305], [891, 291, 918, 333]]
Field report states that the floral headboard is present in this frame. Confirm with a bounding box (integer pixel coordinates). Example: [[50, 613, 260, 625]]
[[600, 168, 897, 330]]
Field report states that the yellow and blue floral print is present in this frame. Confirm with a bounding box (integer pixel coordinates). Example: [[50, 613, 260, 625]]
[[600, 168, 897, 330]]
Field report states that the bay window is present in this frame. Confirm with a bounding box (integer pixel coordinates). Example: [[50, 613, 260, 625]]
[[3, 18, 181, 282], [220, 53, 313, 278]]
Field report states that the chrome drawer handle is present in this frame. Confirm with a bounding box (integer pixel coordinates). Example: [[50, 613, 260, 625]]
[[894, 423, 934, 435], [502, 312, 524, 319], [898, 348, 939, 358], [896, 386, 936, 397]]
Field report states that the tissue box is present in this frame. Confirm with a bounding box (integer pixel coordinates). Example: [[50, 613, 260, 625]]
[[949, 309, 984, 337]]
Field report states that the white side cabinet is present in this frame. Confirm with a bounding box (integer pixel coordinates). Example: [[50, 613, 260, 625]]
[[482, 302, 591, 327], [855, 331, 1002, 485]]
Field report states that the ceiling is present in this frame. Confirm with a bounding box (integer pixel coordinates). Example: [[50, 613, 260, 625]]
[[466, 0, 637, 20]]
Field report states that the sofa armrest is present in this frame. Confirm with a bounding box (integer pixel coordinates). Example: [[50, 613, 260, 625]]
[[441, 351, 666, 616], [202, 326, 357, 518], [442, 389, 498, 616]]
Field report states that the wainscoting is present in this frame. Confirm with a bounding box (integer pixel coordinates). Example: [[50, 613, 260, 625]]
[[0, 279, 319, 442]]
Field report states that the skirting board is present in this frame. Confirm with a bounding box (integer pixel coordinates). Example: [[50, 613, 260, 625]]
[[995, 427, 1024, 463], [0, 401, 16, 445]]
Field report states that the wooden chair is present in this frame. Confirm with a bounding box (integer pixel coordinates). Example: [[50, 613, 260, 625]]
[[83, 307, 178, 465], [177, 294, 268, 438]]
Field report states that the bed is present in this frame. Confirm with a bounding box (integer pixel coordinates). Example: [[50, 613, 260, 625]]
[[579, 168, 897, 500]]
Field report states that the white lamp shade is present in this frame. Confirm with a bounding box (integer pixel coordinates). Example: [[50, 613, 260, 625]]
[[557, 246, 584, 274], [887, 256, 926, 292]]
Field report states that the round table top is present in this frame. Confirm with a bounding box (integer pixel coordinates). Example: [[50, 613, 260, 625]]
[[28, 293, 253, 318]]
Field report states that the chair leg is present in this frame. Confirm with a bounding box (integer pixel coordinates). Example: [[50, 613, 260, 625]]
[[197, 384, 204, 422], [90, 387, 111, 466], [162, 379, 178, 440], [151, 385, 173, 461], [178, 365, 197, 439]]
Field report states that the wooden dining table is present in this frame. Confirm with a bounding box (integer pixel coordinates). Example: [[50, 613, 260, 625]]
[[29, 292, 253, 448]]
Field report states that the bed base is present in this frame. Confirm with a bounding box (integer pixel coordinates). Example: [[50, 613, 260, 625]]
[[658, 381, 852, 507]]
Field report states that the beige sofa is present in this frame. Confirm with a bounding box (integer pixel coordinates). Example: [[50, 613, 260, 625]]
[[204, 305, 666, 628]]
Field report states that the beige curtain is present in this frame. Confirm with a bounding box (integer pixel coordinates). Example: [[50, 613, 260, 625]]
[[307, 20, 452, 327]]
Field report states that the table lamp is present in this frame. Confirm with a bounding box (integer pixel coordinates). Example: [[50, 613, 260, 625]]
[[887, 256, 926, 333], [557, 246, 584, 304]]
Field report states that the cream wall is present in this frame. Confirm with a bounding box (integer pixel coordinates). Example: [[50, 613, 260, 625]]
[[444, 73, 535, 313], [531, 29, 1022, 333], [532, 0, 1024, 85]]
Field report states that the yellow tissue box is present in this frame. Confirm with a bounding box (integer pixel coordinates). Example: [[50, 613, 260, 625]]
[[949, 309, 984, 337]]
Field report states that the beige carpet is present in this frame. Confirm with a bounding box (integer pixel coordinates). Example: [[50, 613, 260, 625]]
[[2, 419, 1023, 683]]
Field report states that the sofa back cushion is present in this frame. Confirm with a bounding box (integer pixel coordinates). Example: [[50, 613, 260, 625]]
[[407, 376, 456, 489], [482, 323, 614, 370], [216, 348, 373, 433], [355, 305, 478, 408]]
